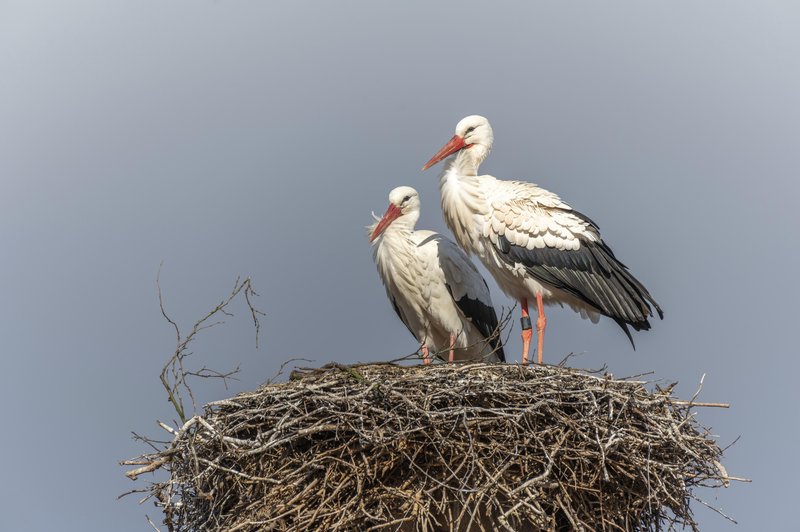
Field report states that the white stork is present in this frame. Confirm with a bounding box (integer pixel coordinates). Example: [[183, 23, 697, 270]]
[[369, 186, 505, 364], [422, 115, 663, 364]]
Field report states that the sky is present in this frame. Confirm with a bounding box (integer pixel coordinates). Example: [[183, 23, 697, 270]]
[[1, 1, 799, 530]]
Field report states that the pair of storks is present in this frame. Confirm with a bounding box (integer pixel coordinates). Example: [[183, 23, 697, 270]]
[[370, 116, 663, 365]]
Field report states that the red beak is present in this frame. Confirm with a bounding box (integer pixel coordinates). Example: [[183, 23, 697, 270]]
[[370, 203, 402, 241], [422, 135, 467, 171]]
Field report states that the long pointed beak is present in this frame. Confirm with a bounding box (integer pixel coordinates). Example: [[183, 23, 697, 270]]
[[422, 135, 466, 171], [370, 204, 402, 241]]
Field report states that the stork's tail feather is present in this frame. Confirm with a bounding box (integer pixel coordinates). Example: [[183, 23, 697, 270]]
[[491, 340, 506, 363], [613, 318, 637, 350]]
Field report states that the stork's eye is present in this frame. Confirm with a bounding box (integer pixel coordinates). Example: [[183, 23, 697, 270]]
[[465, 126, 476, 135], [402, 195, 411, 204]]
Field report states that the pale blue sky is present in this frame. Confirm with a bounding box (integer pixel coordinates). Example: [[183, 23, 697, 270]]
[[1, 1, 798, 530]]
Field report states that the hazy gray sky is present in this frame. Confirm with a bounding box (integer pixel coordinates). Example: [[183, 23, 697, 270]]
[[2, 1, 798, 530]]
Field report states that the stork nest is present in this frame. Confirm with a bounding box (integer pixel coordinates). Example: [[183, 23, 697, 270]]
[[125, 362, 731, 531]]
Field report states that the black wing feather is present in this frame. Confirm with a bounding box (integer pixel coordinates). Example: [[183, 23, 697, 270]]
[[495, 223, 663, 347], [445, 284, 506, 362]]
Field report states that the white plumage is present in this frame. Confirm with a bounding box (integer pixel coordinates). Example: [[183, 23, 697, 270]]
[[423, 116, 663, 363], [369, 186, 504, 364]]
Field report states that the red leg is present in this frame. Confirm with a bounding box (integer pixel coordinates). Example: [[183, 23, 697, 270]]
[[535, 293, 547, 364], [448, 333, 456, 363], [520, 299, 533, 364], [421, 345, 431, 366]]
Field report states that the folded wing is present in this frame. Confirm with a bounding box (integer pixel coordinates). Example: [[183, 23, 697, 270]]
[[484, 180, 663, 346]]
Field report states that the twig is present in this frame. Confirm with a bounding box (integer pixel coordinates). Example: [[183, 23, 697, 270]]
[[155, 265, 263, 422], [145, 515, 162, 532]]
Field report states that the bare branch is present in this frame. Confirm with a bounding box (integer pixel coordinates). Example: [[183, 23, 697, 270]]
[[145, 514, 162, 532], [155, 269, 263, 423]]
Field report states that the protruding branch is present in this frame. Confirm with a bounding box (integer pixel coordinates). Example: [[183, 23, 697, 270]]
[[155, 265, 263, 422]]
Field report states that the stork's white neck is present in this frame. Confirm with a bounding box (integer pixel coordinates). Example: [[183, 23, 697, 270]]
[[452, 144, 489, 176], [385, 211, 419, 236], [438, 156, 487, 256], [372, 214, 423, 295]]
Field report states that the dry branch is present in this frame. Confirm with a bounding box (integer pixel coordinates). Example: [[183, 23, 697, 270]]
[[156, 269, 264, 423], [124, 362, 736, 531]]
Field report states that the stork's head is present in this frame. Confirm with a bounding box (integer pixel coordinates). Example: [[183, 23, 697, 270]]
[[422, 115, 493, 172], [369, 186, 421, 241]]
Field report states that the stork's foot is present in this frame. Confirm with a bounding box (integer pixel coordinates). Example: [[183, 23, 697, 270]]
[[448, 333, 456, 364], [535, 315, 546, 364], [520, 299, 533, 365], [421, 345, 431, 366], [521, 327, 533, 365], [535, 293, 547, 364]]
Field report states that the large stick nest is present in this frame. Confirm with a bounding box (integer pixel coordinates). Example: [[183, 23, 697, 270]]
[[129, 363, 730, 531]]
